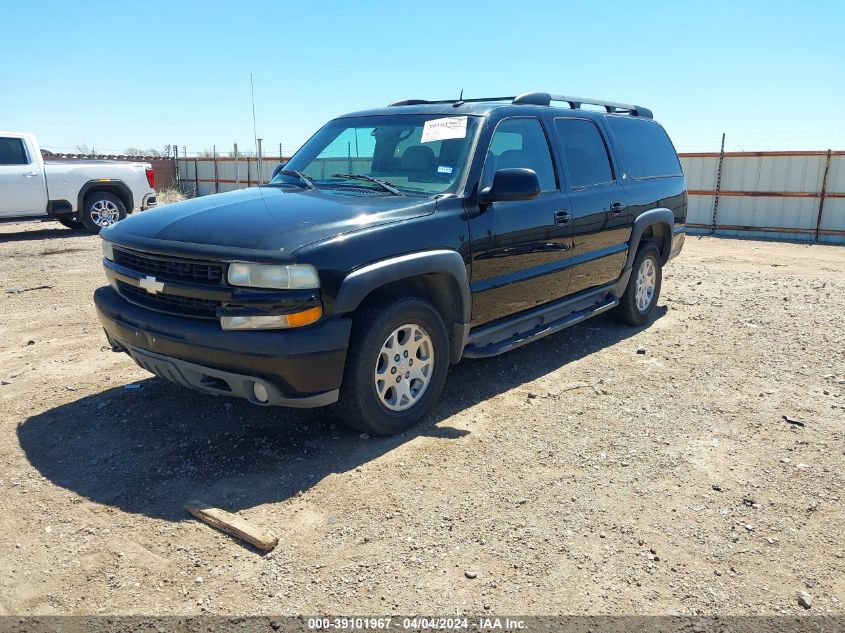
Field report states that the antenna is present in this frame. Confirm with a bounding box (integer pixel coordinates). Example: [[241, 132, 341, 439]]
[[250, 73, 258, 156]]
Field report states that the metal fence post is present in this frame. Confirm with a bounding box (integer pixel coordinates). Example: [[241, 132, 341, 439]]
[[257, 138, 263, 184], [815, 149, 832, 242], [212, 145, 219, 194], [174, 143, 180, 189], [234, 143, 240, 188], [711, 133, 726, 234]]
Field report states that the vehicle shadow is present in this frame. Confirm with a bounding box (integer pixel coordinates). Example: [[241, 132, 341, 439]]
[[17, 308, 664, 523], [0, 225, 89, 242]]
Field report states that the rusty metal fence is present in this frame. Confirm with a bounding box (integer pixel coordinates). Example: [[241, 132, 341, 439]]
[[681, 150, 845, 244], [173, 150, 845, 245], [175, 155, 290, 197]]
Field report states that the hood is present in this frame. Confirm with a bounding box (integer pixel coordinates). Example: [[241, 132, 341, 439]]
[[103, 187, 436, 257]]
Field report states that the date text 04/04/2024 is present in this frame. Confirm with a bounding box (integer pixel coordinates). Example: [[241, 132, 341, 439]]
[[306, 616, 527, 630]]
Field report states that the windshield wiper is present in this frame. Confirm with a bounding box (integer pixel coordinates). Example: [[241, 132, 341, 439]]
[[273, 169, 316, 190], [331, 173, 404, 196]]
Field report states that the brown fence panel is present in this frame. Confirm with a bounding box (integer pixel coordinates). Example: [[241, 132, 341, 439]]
[[148, 159, 176, 189]]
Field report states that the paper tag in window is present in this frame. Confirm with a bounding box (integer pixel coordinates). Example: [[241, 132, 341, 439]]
[[421, 117, 468, 143]]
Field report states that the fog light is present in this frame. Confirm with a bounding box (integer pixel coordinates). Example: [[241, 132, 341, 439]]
[[253, 382, 269, 403]]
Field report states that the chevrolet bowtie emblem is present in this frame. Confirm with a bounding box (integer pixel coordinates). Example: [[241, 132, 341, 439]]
[[139, 275, 165, 295]]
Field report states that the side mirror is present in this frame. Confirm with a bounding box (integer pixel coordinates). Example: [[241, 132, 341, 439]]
[[478, 168, 541, 204]]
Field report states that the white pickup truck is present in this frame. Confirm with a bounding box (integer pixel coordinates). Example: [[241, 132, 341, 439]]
[[0, 131, 157, 234]]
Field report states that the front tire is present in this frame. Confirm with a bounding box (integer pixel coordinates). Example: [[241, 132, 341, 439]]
[[81, 192, 126, 234], [335, 297, 450, 436], [613, 243, 662, 326]]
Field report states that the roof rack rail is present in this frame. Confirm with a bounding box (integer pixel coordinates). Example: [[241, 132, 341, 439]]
[[513, 92, 653, 118], [388, 92, 652, 119], [388, 96, 514, 107]]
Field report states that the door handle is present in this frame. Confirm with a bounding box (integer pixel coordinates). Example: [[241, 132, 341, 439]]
[[609, 201, 624, 214], [23, 172, 38, 178], [554, 210, 571, 225]]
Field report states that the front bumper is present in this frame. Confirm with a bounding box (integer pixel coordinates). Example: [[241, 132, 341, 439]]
[[94, 286, 351, 407]]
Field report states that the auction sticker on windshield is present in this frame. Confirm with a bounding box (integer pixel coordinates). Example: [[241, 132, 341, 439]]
[[421, 117, 468, 143]]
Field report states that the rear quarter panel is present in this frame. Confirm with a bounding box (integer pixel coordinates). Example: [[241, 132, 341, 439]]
[[624, 175, 687, 227], [44, 161, 154, 211]]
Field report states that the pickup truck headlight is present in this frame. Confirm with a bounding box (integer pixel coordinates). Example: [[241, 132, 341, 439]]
[[220, 307, 322, 330], [227, 263, 320, 289], [101, 240, 114, 261]]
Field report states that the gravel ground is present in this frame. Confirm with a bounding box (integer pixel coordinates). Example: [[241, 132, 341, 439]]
[[0, 221, 843, 617]]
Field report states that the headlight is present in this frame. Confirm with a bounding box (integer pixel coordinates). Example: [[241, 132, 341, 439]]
[[221, 306, 322, 330], [227, 263, 320, 289], [101, 240, 114, 261]]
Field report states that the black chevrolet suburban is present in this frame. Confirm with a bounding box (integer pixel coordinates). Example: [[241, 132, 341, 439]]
[[95, 92, 686, 435]]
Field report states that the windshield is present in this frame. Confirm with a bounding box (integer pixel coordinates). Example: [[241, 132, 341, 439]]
[[270, 114, 481, 196]]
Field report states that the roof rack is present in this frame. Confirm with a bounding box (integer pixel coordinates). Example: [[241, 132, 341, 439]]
[[388, 96, 515, 107], [388, 92, 652, 119]]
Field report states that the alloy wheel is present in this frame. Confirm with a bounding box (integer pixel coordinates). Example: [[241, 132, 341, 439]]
[[373, 323, 434, 412]]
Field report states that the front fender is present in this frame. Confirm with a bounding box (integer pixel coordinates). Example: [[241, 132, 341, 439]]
[[334, 250, 471, 323], [334, 250, 471, 363]]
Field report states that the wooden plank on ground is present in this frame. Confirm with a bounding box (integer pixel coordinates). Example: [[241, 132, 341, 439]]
[[185, 500, 278, 552]]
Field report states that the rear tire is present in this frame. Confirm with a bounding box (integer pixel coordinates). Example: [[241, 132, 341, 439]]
[[81, 192, 127, 234], [57, 218, 85, 230], [335, 297, 450, 436], [613, 243, 662, 326]]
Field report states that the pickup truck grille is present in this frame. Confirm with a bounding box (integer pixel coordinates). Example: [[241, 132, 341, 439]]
[[113, 247, 225, 284], [116, 280, 220, 319]]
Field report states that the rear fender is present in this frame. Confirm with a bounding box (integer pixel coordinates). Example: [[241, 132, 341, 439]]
[[77, 180, 134, 214], [625, 208, 674, 270]]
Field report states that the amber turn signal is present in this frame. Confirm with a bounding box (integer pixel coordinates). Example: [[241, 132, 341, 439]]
[[284, 305, 322, 327], [220, 306, 322, 330]]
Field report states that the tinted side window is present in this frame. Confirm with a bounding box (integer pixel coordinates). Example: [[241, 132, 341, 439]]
[[0, 137, 30, 166], [606, 117, 681, 179], [553, 119, 614, 188], [484, 118, 557, 192]]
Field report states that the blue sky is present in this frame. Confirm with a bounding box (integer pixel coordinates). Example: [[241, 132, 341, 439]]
[[2, 0, 843, 156]]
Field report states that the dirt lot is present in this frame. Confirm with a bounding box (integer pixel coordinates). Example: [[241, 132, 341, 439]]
[[0, 222, 843, 617]]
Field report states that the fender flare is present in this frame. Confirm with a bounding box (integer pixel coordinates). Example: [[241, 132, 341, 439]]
[[624, 208, 674, 271], [77, 180, 134, 214], [334, 250, 471, 323]]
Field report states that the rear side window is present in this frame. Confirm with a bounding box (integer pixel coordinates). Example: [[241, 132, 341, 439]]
[[553, 118, 614, 188], [483, 118, 557, 192], [0, 137, 30, 165], [606, 117, 682, 179]]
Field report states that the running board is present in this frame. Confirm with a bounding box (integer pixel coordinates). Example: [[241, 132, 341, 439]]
[[462, 297, 619, 359]]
